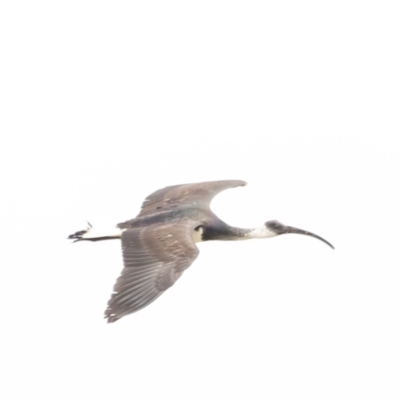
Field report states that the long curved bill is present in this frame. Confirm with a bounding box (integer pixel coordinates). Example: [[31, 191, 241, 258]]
[[285, 226, 334, 249]]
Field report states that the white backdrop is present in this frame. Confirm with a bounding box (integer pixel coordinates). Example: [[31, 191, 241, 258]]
[[1, 1, 399, 399]]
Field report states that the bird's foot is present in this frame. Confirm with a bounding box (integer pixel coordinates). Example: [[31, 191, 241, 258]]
[[68, 222, 92, 242]]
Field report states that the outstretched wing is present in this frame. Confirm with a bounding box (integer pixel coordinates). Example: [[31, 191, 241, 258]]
[[136, 180, 246, 218], [105, 220, 200, 323]]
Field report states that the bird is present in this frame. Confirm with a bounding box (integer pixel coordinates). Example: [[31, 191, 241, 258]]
[[68, 180, 334, 323]]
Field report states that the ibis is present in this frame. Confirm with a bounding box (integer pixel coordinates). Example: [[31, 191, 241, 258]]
[[68, 180, 333, 322]]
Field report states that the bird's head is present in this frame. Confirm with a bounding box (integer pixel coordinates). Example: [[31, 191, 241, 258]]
[[265, 220, 334, 249]]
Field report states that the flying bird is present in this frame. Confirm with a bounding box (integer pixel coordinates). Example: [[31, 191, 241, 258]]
[[68, 180, 334, 323]]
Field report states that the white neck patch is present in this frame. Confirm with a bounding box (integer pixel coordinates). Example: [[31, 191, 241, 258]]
[[245, 225, 277, 239]]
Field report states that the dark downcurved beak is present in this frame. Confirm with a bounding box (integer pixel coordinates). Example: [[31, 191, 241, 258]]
[[284, 226, 334, 249]]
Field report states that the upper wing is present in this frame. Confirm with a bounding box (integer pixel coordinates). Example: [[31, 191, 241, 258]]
[[105, 220, 200, 323], [136, 180, 246, 218]]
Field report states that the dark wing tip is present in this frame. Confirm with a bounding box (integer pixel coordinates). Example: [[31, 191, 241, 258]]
[[104, 309, 120, 323]]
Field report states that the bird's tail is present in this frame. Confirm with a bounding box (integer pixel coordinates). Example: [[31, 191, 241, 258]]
[[68, 222, 123, 243]]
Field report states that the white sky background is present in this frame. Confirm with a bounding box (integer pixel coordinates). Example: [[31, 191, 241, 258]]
[[1, 1, 399, 399]]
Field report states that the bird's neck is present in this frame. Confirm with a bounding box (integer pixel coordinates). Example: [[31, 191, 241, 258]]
[[202, 224, 275, 241]]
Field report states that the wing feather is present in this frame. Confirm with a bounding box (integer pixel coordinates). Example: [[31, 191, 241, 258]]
[[136, 180, 246, 218], [105, 220, 199, 322]]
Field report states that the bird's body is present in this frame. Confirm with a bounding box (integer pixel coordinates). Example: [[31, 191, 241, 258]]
[[69, 180, 333, 323]]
